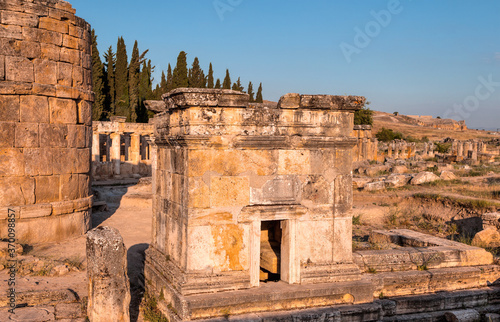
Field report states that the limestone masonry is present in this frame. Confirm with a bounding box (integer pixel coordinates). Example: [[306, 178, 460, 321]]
[[0, 0, 93, 243]]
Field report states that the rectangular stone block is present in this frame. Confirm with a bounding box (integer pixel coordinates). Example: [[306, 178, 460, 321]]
[[52, 148, 77, 174], [67, 125, 86, 148], [39, 17, 69, 34], [72, 65, 83, 86], [0, 81, 32, 95], [20, 204, 52, 219], [0, 176, 34, 206], [57, 62, 72, 87], [55, 84, 75, 98], [78, 174, 90, 198], [40, 43, 60, 61], [49, 97, 77, 124], [36, 175, 60, 203], [0, 24, 22, 39], [0, 122, 15, 147], [38, 29, 63, 46], [48, 8, 75, 21], [0, 10, 38, 27], [51, 200, 74, 215], [278, 150, 310, 175], [39, 123, 68, 147], [5, 56, 34, 82], [60, 47, 80, 64], [24, 148, 53, 176], [210, 176, 250, 207], [188, 177, 210, 208], [15, 122, 39, 148], [20, 95, 49, 123], [0, 95, 20, 121], [59, 174, 79, 201], [34, 58, 57, 85], [20, 41, 41, 59], [0, 148, 24, 176], [76, 148, 90, 173], [77, 100, 91, 125], [68, 25, 83, 38], [62, 34, 79, 49]]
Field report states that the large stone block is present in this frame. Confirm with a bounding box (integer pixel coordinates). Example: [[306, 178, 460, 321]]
[[52, 148, 77, 174], [35, 175, 60, 203], [210, 176, 250, 207], [20, 41, 41, 59], [278, 150, 310, 175], [57, 61, 72, 87], [34, 58, 57, 85], [49, 97, 76, 124], [188, 177, 210, 208], [77, 100, 91, 125], [20, 95, 49, 123], [15, 122, 39, 148], [76, 148, 90, 173], [24, 148, 52, 176], [40, 43, 60, 60], [0, 176, 35, 206], [5, 55, 34, 82], [62, 34, 79, 49], [60, 47, 79, 64], [59, 173, 79, 201], [39, 123, 68, 147], [0, 95, 20, 121], [0, 122, 15, 147], [78, 174, 90, 198], [0, 10, 38, 27], [0, 148, 24, 176], [39, 17, 69, 34], [0, 24, 22, 39], [67, 124, 86, 148]]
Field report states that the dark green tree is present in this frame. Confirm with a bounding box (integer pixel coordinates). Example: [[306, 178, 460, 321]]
[[215, 78, 221, 89], [137, 60, 154, 122], [91, 29, 106, 121], [128, 40, 140, 122], [232, 77, 244, 92], [166, 63, 173, 92], [255, 82, 263, 103], [247, 81, 254, 102], [115, 37, 129, 118], [104, 46, 115, 117], [206, 63, 214, 88], [222, 69, 231, 89], [172, 51, 189, 89], [160, 71, 167, 94], [188, 57, 205, 88], [354, 103, 373, 126]]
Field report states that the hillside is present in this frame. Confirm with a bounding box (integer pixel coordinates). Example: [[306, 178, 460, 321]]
[[372, 111, 498, 141]]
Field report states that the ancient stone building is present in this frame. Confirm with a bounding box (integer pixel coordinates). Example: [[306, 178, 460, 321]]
[[92, 117, 154, 180], [0, 0, 93, 243], [352, 125, 378, 162], [144, 89, 369, 320]]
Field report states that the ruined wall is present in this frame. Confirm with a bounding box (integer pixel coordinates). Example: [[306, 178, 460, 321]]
[[352, 125, 377, 162], [0, 0, 93, 243]]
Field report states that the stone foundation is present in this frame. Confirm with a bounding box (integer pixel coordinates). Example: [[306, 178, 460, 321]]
[[0, 0, 93, 243]]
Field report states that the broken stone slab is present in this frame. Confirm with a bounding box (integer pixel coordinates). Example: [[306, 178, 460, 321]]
[[391, 165, 408, 174], [353, 177, 373, 189], [364, 181, 386, 191], [440, 170, 458, 181], [86, 226, 130, 322], [472, 228, 500, 248], [444, 309, 480, 322], [144, 100, 167, 113], [384, 174, 411, 188], [411, 171, 440, 185]]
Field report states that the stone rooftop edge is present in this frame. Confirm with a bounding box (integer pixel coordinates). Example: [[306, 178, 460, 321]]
[[152, 88, 365, 112]]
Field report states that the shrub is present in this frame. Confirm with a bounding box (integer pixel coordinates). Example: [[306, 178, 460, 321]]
[[376, 128, 404, 142]]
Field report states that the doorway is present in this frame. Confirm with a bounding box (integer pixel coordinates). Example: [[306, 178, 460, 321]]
[[260, 220, 282, 282]]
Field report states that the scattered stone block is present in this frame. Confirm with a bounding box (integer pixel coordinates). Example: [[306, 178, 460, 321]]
[[472, 228, 500, 248], [411, 171, 440, 185], [364, 181, 386, 191], [441, 170, 458, 181], [87, 226, 130, 322], [391, 165, 408, 174]]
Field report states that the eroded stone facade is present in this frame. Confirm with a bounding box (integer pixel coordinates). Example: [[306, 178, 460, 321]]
[[0, 0, 92, 243], [144, 89, 366, 318]]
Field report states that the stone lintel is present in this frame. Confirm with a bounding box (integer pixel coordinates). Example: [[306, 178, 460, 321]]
[[278, 93, 366, 111], [238, 204, 308, 223], [163, 88, 249, 110]]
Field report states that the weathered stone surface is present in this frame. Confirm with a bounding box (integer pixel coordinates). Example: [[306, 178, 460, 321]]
[[0, 148, 25, 176], [87, 226, 131, 322], [39, 16, 69, 34], [49, 97, 77, 123], [55, 302, 83, 319], [20, 95, 49, 123], [0, 54, 4, 80], [440, 170, 458, 181], [25, 148, 53, 175], [364, 181, 386, 191], [385, 174, 410, 188], [39, 123, 68, 147], [0, 176, 34, 206], [0, 122, 15, 147], [391, 165, 408, 174], [41, 42, 60, 60], [34, 58, 58, 85], [472, 228, 500, 248], [444, 309, 480, 322], [0, 95, 20, 121], [144, 99, 167, 113], [5, 55, 34, 82], [210, 176, 250, 207], [277, 93, 301, 109], [411, 171, 440, 185], [15, 122, 39, 148], [35, 175, 60, 203]]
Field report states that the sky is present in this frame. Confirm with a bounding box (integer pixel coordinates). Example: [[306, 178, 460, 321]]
[[69, 0, 500, 130]]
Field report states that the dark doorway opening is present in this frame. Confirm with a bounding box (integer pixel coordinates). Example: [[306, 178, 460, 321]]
[[260, 220, 282, 282]]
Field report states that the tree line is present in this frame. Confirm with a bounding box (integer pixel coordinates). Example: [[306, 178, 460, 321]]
[[91, 30, 264, 122]]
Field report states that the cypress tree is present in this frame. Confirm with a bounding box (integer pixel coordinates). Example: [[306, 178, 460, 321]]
[[232, 77, 244, 92], [188, 57, 205, 88], [255, 82, 263, 103], [166, 63, 173, 92], [104, 46, 115, 117], [128, 40, 140, 122], [207, 63, 214, 88], [137, 60, 153, 122], [247, 81, 254, 102], [222, 69, 231, 89], [115, 37, 129, 118], [215, 78, 221, 89], [160, 71, 167, 94], [91, 29, 105, 121], [172, 51, 189, 89]]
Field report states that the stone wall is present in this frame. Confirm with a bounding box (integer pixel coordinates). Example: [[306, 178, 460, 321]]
[[352, 125, 377, 162], [92, 117, 153, 180], [0, 0, 93, 243]]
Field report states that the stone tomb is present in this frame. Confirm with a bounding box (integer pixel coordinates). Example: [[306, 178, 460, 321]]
[[144, 89, 368, 319]]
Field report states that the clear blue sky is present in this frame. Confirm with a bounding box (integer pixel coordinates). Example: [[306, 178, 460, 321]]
[[70, 0, 500, 130]]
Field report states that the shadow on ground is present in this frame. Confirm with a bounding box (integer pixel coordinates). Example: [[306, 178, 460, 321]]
[[128, 243, 149, 322]]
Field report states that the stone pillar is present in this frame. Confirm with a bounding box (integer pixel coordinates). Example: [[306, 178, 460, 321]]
[[452, 141, 458, 155], [0, 0, 92, 243], [110, 132, 121, 177], [92, 132, 100, 162], [130, 134, 141, 165], [457, 142, 464, 158], [394, 143, 400, 159], [87, 226, 130, 322], [373, 138, 378, 161]]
